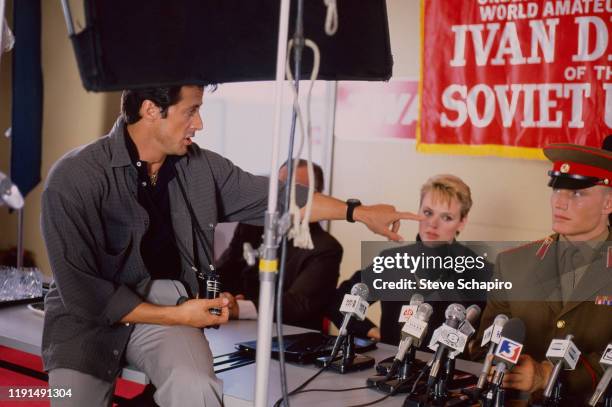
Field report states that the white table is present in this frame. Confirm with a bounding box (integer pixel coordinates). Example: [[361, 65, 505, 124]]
[[0, 305, 483, 406]]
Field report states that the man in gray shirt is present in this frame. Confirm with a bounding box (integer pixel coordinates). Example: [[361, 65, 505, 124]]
[[41, 85, 420, 406]]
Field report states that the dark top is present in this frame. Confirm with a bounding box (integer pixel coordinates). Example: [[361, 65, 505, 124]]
[[124, 133, 181, 280], [326, 236, 492, 348], [217, 223, 343, 331], [41, 117, 307, 381]]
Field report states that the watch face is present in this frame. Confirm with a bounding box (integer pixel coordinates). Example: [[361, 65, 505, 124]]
[[347, 199, 361, 205]]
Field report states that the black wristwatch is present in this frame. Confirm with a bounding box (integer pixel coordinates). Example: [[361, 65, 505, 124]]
[[346, 199, 362, 223]]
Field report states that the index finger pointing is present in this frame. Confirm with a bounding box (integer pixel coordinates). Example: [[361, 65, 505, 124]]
[[397, 211, 425, 221], [391, 220, 400, 234]]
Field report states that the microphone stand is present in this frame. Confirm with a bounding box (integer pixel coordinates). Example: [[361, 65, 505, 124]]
[[542, 378, 563, 407], [604, 385, 612, 407], [368, 347, 426, 394], [429, 357, 454, 401], [482, 379, 505, 407], [316, 333, 375, 374], [403, 358, 473, 407], [399, 348, 419, 380]]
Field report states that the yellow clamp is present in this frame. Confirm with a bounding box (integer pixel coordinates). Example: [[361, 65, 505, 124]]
[[259, 259, 278, 273]]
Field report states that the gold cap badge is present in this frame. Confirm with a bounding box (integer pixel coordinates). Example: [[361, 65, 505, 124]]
[[560, 163, 570, 173]]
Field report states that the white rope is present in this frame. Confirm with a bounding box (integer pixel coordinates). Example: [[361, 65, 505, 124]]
[[285, 38, 320, 249], [324, 0, 338, 36]]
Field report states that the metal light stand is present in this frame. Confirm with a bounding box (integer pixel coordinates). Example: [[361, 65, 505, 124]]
[[60, 0, 75, 36], [1, 0, 24, 269], [275, 0, 307, 404], [16, 208, 23, 267], [253, 1, 292, 406], [0, 0, 6, 60]]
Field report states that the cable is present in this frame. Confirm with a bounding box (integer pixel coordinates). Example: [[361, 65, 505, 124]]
[[345, 378, 411, 407], [323, 0, 338, 35], [272, 365, 328, 407], [276, 4, 322, 404], [285, 38, 321, 250], [291, 385, 370, 395], [409, 364, 429, 396], [275, 239, 290, 406]]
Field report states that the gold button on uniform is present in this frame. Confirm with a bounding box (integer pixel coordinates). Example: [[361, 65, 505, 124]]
[[556, 320, 566, 329]]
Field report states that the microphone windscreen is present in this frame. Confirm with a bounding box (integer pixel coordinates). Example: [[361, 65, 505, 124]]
[[416, 303, 433, 321], [444, 303, 466, 321], [493, 314, 509, 327], [500, 318, 526, 343], [350, 283, 369, 300], [465, 304, 482, 325], [409, 293, 424, 305]]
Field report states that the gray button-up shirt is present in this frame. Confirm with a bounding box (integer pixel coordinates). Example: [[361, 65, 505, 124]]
[[41, 118, 305, 381]]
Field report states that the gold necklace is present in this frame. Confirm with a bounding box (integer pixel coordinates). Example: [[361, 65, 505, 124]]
[[149, 172, 159, 186]]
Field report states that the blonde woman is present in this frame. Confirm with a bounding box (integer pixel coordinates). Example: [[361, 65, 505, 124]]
[[327, 174, 491, 346]]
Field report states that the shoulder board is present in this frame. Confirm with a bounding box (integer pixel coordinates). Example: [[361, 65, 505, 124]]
[[501, 235, 556, 258]]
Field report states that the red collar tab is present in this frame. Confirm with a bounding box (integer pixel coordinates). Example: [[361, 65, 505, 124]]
[[536, 237, 553, 260]]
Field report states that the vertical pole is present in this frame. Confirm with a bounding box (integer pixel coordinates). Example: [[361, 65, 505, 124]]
[[16, 207, 23, 268], [254, 0, 291, 406]]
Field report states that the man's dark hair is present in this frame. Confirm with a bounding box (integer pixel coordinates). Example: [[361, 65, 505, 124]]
[[281, 159, 325, 193], [121, 86, 184, 124], [120, 84, 215, 124]]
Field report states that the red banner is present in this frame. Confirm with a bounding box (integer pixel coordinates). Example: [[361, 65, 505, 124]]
[[418, 0, 612, 159]]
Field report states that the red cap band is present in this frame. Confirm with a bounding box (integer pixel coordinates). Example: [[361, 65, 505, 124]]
[[552, 161, 612, 184]]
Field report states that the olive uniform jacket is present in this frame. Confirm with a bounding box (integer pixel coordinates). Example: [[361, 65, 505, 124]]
[[476, 231, 612, 402]]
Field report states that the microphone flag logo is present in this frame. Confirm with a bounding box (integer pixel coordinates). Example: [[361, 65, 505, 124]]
[[495, 337, 523, 364], [602, 345, 612, 364]]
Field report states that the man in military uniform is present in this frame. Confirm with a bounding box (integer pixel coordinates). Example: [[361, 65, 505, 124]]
[[477, 142, 612, 403]]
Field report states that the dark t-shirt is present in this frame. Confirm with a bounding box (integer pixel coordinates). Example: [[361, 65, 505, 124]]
[[125, 133, 181, 280]]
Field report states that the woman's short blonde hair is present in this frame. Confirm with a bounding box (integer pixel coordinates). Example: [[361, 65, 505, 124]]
[[419, 174, 472, 219]]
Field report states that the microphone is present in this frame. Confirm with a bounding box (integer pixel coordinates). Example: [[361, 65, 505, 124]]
[[458, 304, 482, 338], [446, 304, 481, 361], [466, 304, 481, 321], [589, 343, 612, 406], [329, 283, 369, 360], [476, 314, 509, 390], [397, 293, 424, 323], [0, 172, 24, 210], [411, 293, 424, 305], [490, 318, 526, 388], [388, 302, 434, 377], [543, 334, 581, 399], [427, 303, 466, 383]]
